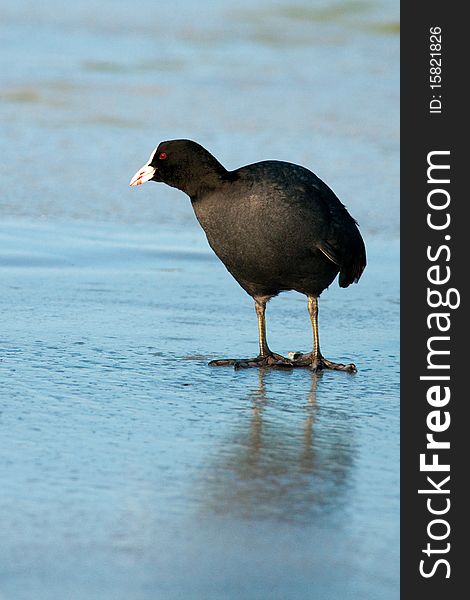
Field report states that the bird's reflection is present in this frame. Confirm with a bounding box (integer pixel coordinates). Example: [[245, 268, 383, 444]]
[[200, 370, 355, 524]]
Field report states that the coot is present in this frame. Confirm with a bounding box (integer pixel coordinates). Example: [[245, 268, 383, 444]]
[[130, 140, 366, 372]]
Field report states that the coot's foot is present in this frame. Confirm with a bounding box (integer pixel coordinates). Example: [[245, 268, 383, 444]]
[[209, 352, 293, 370], [290, 352, 357, 373]]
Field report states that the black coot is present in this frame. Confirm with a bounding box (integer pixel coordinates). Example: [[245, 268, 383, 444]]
[[130, 139, 366, 372]]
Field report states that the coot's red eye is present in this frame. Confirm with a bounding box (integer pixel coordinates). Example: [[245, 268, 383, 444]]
[[159, 152, 167, 160]]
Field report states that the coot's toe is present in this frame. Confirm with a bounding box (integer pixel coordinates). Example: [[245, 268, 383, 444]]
[[209, 352, 294, 370], [291, 352, 357, 373]]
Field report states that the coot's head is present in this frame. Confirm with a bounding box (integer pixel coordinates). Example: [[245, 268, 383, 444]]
[[130, 139, 228, 196]]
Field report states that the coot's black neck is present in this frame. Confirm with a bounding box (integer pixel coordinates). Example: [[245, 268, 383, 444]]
[[186, 165, 234, 201]]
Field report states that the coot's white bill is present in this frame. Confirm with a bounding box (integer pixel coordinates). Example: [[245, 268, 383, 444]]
[[129, 164, 155, 186]]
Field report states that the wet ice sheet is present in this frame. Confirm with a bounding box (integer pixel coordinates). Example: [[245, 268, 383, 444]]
[[0, 0, 399, 236], [0, 221, 399, 600], [0, 0, 399, 597]]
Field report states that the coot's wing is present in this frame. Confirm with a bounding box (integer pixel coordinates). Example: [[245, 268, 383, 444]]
[[233, 161, 366, 288], [312, 180, 367, 288]]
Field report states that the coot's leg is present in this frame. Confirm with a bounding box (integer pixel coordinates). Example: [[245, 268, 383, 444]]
[[208, 299, 293, 369], [293, 296, 357, 373]]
